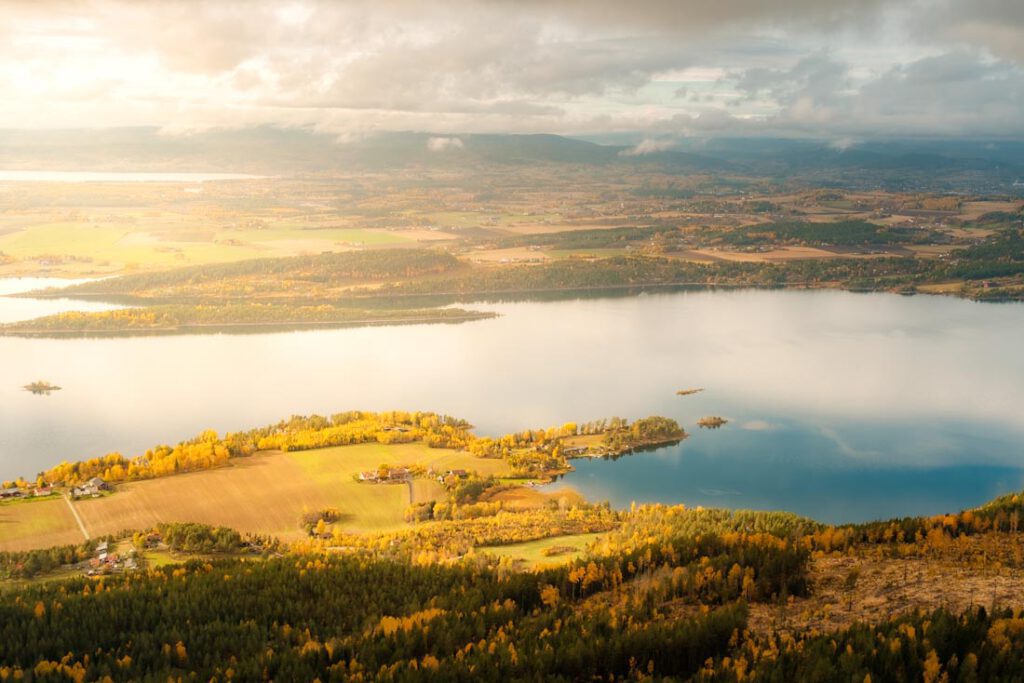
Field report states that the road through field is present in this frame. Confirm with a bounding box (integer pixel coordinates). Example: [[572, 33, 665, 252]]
[[63, 494, 90, 541]]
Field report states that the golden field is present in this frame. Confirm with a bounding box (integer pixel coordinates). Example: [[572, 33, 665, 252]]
[[0, 442, 512, 550]]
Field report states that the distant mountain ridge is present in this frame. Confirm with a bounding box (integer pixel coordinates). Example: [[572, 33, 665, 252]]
[[0, 127, 1020, 191], [0, 127, 725, 173]]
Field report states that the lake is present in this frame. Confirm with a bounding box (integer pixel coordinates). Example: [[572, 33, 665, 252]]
[[0, 277, 122, 324], [2, 284, 1023, 524], [0, 171, 262, 183]]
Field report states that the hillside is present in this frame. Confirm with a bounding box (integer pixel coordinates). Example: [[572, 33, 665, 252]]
[[0, 128, 1019, 190], [1, 409, 1023, 680], [3, 488, 1024, 680]]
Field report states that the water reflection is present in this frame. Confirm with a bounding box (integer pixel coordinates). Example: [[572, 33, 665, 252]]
[[0, 277, 122, 324], [0, 171, 261, 182], [1, 286, 1022, 522]]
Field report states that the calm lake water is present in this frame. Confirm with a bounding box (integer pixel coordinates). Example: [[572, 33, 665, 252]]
[[0, 277, 121, 324], [0, 171, 262, 183], [2, 284, 1023, 524]]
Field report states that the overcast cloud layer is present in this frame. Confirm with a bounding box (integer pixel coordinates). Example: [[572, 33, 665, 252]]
[[1, 0, 1022, 139]]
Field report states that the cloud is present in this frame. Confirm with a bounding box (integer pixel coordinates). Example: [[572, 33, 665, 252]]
[[911, 0, 1024, 63], [828, 137, 858, 151], [0, 0, 1020, 139], [426, 136, 464, 151], [619, 138, 674, 156], [708, 50, 1024, 138]]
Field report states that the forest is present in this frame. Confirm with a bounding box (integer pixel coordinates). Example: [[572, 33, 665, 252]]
[[5, 492, 1024, 681], [0, 510, 811, 681], [4, 406, 1024, 680], [717, 219, 942, 247]]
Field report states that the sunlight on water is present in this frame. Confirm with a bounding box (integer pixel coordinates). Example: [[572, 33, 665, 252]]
[[0, 170, 263, 182], [2, 288, 1023, 522], [0, 277, 122, 324]]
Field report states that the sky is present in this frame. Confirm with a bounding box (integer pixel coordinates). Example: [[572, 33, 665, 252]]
[[1, 0, 1023, 141]]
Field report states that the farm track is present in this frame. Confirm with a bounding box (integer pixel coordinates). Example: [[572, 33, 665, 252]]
[[63, 494, 90, 541]]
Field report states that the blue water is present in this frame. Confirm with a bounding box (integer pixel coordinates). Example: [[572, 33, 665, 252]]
[[545, 419, 1024, 524], [2, 285, 1023, 523]]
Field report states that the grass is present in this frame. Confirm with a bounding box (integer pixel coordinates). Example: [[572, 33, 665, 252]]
[[0, 222, 414, 274], [240, 226, 407, 246], [0, 223, 261, 270], [0, 494, 63, 508], [1, 443, 513, 550], [482, 532, 606, 568], [484, 486, 585, 511], [0, 565, 83, 593], [560, 433, 606, 449], [141, 548, 185, 568], [140, 546, 253, 568], [410, 479, 445, 505], [425, 211, 562, 229], [544, 248, 630, 260], [0, 497, 83, 551]]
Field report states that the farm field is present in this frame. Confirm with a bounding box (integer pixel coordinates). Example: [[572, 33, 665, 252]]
[[682, 246, 889, 263], [481, 532, 606, 568], [0, 497, 83, 551], [483, 485, 586, 511], [466, 247, 551, 263], [0, 442, 513, 550], [0, 220, 416, 276]]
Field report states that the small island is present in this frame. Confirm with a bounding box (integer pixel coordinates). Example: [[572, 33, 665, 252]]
[[23, 381, 61, 395], [676, 388, 705, 396], [697, 415, 728, 429]]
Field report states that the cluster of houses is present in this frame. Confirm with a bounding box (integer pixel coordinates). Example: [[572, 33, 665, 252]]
[[358, 467, 411, 483], [0, 477, 112, 501], [357, 466, 474, 485], [71, 477, 110, 498], [85, 540, 138, 576], [0, 485, 55, 500]]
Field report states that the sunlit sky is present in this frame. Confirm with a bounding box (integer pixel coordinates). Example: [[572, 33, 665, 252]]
[[1, 0, 1023, 139]]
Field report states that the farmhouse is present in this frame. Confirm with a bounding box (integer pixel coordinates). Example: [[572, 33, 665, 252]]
[[358, 471, 379, 482], [437, 469, 470, 484], [72, 476, 111, 498]]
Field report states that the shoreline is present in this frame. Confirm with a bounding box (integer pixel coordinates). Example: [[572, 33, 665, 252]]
[[21, 278, 1024, 307], [0, 311, 497, 338]]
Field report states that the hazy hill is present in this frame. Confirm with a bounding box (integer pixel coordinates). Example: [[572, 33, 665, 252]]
[[0, 128, 725, 174], [0, 128, 1020, 192]]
